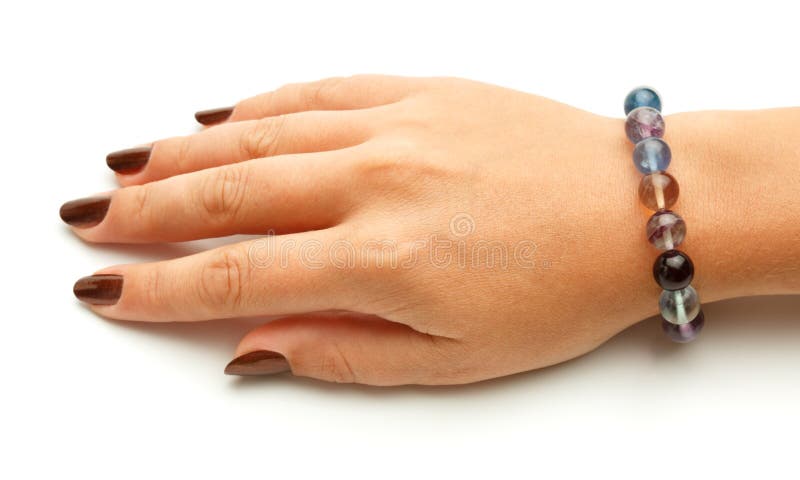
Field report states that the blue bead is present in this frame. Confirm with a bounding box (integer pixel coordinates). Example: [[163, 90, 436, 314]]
[[624, 87, 662, 115], [633, 138, 671, 174]]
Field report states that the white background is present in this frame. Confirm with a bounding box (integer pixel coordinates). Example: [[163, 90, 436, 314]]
[[1, 1, 798, 478]]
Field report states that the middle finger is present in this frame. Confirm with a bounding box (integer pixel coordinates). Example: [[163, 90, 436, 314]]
[[61, 147, 363, 243]]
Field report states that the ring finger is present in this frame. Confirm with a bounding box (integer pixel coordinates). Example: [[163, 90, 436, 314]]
[[72, 229, 367, 322]]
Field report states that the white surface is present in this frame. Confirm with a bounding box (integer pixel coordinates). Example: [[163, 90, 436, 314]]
[[1, 1, 798, 478]]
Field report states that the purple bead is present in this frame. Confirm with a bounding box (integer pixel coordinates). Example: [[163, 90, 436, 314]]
[[625, 107, 665, 144], [661, 310, 705, 343], [646, 210, 686, 250]]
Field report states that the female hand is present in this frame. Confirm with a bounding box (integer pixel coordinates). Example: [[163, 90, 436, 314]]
[[61, 75, 794, 385]]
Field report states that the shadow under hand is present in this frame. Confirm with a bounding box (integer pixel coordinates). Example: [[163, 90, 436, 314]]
[[623, 294, 800, 359]]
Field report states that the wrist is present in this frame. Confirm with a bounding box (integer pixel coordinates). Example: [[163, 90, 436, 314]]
[[666, 109, 800, 302]]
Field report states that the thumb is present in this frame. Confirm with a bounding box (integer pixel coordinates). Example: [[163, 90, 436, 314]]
[[224, 313, 459, 386]]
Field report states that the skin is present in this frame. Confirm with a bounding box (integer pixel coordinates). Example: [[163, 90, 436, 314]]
[[65, 76, 800, 385]]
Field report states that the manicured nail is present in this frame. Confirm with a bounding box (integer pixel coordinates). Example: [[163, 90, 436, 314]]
[[195, 106, 233, 125], [224, 350, 291, 376], [106, 146, 151, 174], [59, 196, 111, 228], [73, 274, 123, 305]]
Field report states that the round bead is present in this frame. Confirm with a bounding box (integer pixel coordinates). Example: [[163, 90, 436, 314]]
[[661, 310, 705, 343], [653, 250, 694, 290], [624, 87, 662, 115], [659, 286, 700, 325], [646, 210, 686, 250], [633, 137, 671, 174], [638, 172, 679, 211], [625, 107, 665, 143]]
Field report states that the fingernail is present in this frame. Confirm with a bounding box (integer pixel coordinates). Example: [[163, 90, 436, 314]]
[[224, 350, 291, 376], [106, 146, 151, 174], [73, 274, 123, 305], [59, 196, 111, 228], [195, 106, 233, 125]]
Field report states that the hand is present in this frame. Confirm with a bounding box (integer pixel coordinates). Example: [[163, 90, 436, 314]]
[[61, 76, 793, 385]]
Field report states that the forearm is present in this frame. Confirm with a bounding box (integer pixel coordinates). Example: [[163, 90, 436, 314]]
[[666, 108, 800, 302]]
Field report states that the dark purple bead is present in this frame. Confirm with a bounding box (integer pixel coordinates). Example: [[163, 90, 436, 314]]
[[661, 310, 705, 343], [653, 250, 694, 290]]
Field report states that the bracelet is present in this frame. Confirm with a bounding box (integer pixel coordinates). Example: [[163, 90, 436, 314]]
[[624, 87, 704, 343]]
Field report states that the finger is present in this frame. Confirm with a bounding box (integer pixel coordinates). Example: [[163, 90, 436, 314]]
[[108, 110, 371, 185], [72, 230, 367, 322], [223, 75, 419, 123], [225, 314, 461, 386], [64, 148, 360, 243]]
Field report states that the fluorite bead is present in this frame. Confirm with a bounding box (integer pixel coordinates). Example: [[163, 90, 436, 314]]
[[646, 210, 686, 250], [633, 137, 671, 174], [661, 310, 705, 343], [638, 172, 679, 211], [659, 286, 700, 325], [625, 107, 665, 143], [653, 250, 694, 290], [624, 87, 662, 115]]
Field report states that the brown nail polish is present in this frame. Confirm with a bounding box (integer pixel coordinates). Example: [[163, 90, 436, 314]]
[[106, 146, 151, 174], [73, 274, 123, 305], [224, 350, 291, 376], [59, 196, 111, 228], [195, 106, 233, 125]]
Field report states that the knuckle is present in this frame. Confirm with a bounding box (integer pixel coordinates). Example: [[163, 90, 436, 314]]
[[138, 266, 165, 312], [197, 248, 249, 311], [239, 115, 287, 158], [298, 343, 357, 384], [352, 142, 447, 192], [351, 149, 405, 184], [127, 184, 155, 229], [198, 165, 249, 224], [307, 76, 347, 107], [173, 135, 193, 173]]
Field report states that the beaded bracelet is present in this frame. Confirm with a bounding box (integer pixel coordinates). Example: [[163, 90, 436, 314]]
[[624, 87, 704, 343]]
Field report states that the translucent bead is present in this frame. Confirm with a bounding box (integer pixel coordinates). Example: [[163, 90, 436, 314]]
[[646, 210, 686, 250], [625, 107, 665, 143], [653, 249, 694, 291], [638, 172, 679, 211], [624, 87, 662, 115], [661, 310, 705, 343], [659, 286, 700, 325], [633, 137, 671, 174]]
